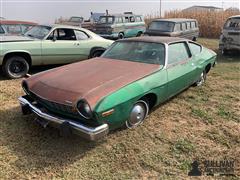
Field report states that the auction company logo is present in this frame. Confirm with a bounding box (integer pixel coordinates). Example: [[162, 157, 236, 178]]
[[188, 158, 235, 176]]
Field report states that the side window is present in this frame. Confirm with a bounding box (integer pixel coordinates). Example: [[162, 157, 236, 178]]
[[74, 30, 89, 40], [115, 17, 123, 24], [129, 16, 135, 23], [189, 42, 202, 55], [187, 22, 191, 29], [4, 24, 22, 34], [0, 25, 5, 34], [48, 28, 76, 40], [181, 23, 187, 31], [174, 23, 181, 31], [135, 16, 142, 22], [191, 21, 196, 28], [168, 42, 190, 64]]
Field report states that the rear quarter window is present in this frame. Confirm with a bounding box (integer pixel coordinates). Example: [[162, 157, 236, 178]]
[[168, 42, 190, 64], [189, 42, 202, 55]]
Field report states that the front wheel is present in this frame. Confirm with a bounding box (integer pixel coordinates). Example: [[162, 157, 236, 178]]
[[126, 100, 149, 129], [195, 70, 207, 86], [118, 33, 124, 39], [2, 56, 29, 79]]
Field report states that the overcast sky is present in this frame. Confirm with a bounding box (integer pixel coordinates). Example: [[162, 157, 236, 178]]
[[1, 0, 239, 23]]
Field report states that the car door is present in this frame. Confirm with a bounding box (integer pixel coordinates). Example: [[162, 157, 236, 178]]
[[41, 28, 81, 65], [166, 41, 194, 98]]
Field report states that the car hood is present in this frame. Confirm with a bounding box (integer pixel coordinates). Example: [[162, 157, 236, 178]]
[[26, 57, 160, 108], [0, 35, 35, 42]]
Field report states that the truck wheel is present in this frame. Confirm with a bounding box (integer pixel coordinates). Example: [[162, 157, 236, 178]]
[[192, 37, 197, 41], [2, 56, 29, 79], [118, 33, 124, 39]]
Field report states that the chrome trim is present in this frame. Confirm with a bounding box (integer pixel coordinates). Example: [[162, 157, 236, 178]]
[[18, 96, 109, 141]]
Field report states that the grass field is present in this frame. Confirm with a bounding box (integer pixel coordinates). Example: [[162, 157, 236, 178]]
[[0, 38, 239, 179]]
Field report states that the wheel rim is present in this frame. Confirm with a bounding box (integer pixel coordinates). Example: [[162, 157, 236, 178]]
[[196, 72, 205, 86], [119, 33, 124, 39], [9, 60, 26, 74], [126, 100, 149, 129]]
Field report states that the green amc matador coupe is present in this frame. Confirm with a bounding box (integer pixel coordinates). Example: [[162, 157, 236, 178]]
[[19, 37, 216, 141], [0, 24, 113, 78]]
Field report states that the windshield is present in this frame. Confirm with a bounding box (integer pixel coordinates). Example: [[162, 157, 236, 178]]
[[149, 21, 174, 32], [98, 16, 114, 24], [102, 41, 165, 65], [24, 25, 51, 39], [224, 18, 240, 30]]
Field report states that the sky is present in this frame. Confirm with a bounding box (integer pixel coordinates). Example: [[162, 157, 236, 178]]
[[0, 0, 239, 24]]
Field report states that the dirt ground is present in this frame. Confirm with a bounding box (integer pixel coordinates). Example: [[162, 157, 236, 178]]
[[0, 38, 239, 179]]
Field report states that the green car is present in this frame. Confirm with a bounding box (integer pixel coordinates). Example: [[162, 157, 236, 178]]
[[0, 24, 113, 78], [19, 37, 216, 141]]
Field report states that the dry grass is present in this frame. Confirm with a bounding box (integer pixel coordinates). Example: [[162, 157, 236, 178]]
[[145, 10, 240, 38], [0, 38, 239, 179]]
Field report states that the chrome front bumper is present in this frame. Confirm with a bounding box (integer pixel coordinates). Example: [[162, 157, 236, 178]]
[[18, 96, 109, 141]]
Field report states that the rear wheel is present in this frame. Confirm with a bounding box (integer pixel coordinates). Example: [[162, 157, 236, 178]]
[[126, 100, 149, 129], [195, 70, 207, 86], [2, 56, 29, 79], [136, 31, 143, 37], [118, 33, 124, 39], [192, 37, 197, 41], [90, 50, 104, 58]]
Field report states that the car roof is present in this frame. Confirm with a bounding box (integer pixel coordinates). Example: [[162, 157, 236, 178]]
[[152, 18, 197, 23], [41, 24, 83, 29], [0, 20, 37, 25], [118, 36, 189, 44]]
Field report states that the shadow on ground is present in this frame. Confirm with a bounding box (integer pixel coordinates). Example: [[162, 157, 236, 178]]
[[0, 106, 103, 172]]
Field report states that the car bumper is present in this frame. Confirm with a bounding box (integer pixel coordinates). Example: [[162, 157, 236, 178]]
[[18, 96, 109, 141]]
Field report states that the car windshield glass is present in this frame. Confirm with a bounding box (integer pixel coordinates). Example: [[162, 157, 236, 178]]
[[149, 21, 174, 32], [98, 16, 114, 24], [24, 25, 51, 39], [102, 41, 165, 65], [224, 18, 240, 30]]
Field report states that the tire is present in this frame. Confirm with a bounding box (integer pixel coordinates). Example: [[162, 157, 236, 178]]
[[118, 33, 124, 39], [221, 49, 230, 56], [2, 56, 29, 79], [136, 32, 142, 37], [90, 50, 104, 58], [192, 37, 197, 41], [125, 100, 149, 129], [194, 70, 207, 86]]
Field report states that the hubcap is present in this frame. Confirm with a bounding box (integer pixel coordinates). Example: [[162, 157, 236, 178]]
[[10, 60, 25, 74], [197, 72, 205, 86], [126, 100, 149, 128]]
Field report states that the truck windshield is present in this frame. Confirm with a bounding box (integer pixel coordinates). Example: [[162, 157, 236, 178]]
[[224, 18, 240, 30], [149, 21, 174, 32], [24, 25, 51, 39], [102, 41, 165, 65], [98, 16, 114, 24]]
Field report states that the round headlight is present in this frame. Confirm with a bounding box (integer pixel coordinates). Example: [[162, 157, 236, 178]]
[[76, 100, 93, 119], [22, 80, 29, 95]]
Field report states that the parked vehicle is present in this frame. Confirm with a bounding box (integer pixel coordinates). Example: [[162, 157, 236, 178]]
[[62, 16, 84, 27], [0, 20, 37, 35], [94, 12, 146, 39], [219, 15, 240, 55], [19, 36, 216, 141], [144, 18, 199, 41], [0, 24, 113, 78]]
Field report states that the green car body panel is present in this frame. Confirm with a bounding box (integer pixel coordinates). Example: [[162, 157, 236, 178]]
[[0, 24, 113, 66], [19, 37, 216, 140]]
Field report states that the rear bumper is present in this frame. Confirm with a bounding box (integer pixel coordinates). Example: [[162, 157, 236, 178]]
[[18, 96, 109, 141]]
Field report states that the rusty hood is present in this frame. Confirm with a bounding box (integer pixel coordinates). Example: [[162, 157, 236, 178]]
[[26, 57, 160, 108]]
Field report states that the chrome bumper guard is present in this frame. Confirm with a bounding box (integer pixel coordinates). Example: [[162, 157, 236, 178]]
[[18, 96, 109, 141]]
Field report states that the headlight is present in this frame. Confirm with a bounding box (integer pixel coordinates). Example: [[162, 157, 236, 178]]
[[22, 80, 30, 95], [76, 99, 93, 119]]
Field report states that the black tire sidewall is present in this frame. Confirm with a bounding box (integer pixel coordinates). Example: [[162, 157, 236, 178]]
[[91, 50, 103, 58], [3, 56, 29, 79], [118, 33, 124, 39]]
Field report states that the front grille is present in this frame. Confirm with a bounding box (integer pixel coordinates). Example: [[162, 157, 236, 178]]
[[29, 92, 78, 116]]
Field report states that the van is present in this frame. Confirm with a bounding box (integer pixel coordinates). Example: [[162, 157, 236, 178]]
[[94, 13, 146, 39], [144, 18, 199, 41], [219, 15, 240, 54]]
